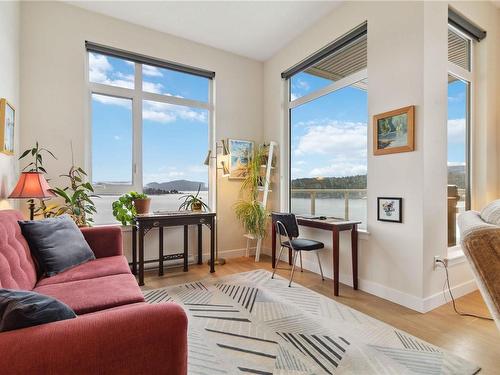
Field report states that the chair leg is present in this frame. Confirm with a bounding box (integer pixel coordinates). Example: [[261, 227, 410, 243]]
[[289, 251, 299, 287], [299, 251, 303, 272], [272, 246, 284, 279], [316, 251, 325, 281]]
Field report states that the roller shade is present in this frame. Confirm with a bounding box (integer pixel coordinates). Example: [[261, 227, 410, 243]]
[[448, 8, 486, 42], [86, 41, 216, 79], [281, 22, 367, 80]]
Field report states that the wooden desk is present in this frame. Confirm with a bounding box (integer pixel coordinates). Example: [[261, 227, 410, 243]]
[[132, 212, 216, 286], [271, 217, 361, 296]]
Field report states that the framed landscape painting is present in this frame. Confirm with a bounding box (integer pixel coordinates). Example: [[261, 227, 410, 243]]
[[228, 139, 254, 180], [0, 99, 15, 155], [373, 105, 415, 155], [377, 197, 403, 223]]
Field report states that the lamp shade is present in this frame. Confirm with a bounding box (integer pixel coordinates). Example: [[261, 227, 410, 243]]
[[9, 172, 56, 199]]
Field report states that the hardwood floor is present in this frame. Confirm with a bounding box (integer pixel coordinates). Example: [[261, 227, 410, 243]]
[[141, 255, 500, 374]]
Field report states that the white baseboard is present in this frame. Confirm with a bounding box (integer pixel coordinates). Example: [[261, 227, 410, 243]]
[[422, 279, 477, 312]]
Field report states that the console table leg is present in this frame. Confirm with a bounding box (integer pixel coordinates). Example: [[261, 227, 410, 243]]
[[352, 224, 358, 290], [210, 218, 215, 273], [333, 229, 340, 296], [183, 225, 188, 272], [139, 227, 145, 286], [132, 225, 137, 275], [197, 224, 203, 265], [159, 227, 164, 277]]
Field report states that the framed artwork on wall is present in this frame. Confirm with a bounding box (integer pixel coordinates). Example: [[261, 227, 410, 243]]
[[373, 105, 415, 155], [0, 98, 15, 155], [377, 197, 403, 223], [227, 139, 254, 180]]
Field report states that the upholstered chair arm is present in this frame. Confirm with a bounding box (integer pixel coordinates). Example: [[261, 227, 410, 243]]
[[0, 303, 188, 375], [81, 225, 123, 258]]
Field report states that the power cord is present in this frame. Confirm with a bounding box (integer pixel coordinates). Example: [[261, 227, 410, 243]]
[[436, 259, 493, 321]]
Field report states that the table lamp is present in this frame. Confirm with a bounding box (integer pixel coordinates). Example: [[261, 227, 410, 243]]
[[9, 172, 56, 220]]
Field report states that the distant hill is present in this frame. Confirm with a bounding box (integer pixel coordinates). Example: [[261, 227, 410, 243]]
[[291, 175, 367, 190], [146, 180, 208, 192], [448, 165, 466, 189]]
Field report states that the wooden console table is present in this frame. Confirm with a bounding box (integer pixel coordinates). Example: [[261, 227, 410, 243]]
[[271, 216, 361, 296], [132, 212, 216, 286]]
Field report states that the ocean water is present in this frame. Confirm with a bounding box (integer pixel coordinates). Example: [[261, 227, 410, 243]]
[[94, 191, 367, 228]]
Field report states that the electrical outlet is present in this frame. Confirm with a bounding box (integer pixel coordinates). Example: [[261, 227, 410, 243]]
[[434, 255, 442, 270]]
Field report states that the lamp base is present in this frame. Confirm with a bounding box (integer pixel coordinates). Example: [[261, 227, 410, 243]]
[[208, 258, 226, 266]]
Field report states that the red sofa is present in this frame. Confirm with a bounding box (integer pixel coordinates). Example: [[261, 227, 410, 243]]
[[0, 210, 187, 374]]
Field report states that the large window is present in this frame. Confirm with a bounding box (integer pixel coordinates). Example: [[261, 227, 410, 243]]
[[88, 48, 212, 224], [447, 26, 472, 247], [285, 27, 368, 228]]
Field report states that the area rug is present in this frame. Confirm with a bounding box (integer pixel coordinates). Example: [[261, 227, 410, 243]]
[[143, 269, 480, 375]]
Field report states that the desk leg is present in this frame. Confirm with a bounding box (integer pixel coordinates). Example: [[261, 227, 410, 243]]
[[159, 227, 164, 277], [272, 222, 276, 268], [197, 224, 203, 265], [139, 226, 145, 286], [183, 225, 188, 272], [210, 218, 215, 273], [352, 224, 358, 290], [333, 229, 340, 296], [132, 225, 137, 275]]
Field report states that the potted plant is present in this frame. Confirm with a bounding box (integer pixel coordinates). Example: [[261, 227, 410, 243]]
[[179, 184, 209, 212], [234, 145, 268, 238], [51, 165, 99, 227], [112, 192, 150, 226]]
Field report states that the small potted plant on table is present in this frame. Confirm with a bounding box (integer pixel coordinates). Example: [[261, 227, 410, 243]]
[[178, 184, 209, 212], [112, 192, 151, 225]]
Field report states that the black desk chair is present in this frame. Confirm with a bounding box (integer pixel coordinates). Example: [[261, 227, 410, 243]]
[[271, 212, 325, 287]]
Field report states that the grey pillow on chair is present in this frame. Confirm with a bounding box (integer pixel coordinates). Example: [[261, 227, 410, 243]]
[[480, 199, 500, 226], [18, 215, 95, 277]]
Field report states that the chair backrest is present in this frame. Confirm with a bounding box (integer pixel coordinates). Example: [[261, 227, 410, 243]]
[[272, 212, 299, 238], [0, 210, 38, 290]]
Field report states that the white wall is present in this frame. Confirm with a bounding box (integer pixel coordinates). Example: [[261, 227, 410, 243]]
[[263, 1, 499, 312], [0, 1, 20, 210], [20, 1, 263, 262]]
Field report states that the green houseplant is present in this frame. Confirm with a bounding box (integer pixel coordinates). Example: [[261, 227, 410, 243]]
[[50, 165, 99, 227], [234, 145, 268, 238], [112, 192, 150, 225], [178, 184, 209, 211]]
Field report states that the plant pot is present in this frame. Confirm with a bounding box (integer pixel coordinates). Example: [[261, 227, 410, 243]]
[[191, 201, 203, 212], [133, 198, 151, 214]]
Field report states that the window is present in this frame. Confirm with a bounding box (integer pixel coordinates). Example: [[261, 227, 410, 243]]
[[87, 48, 213, 224], [285, 26, 368, 229], [447, 26, 472, 247]]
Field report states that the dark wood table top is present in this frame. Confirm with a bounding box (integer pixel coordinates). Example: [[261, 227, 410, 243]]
[[134, 211, 216, 220], [295, 216, 361, 230]]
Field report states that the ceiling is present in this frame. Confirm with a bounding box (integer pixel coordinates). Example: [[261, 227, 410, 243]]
[[67, 1, 341, 61]]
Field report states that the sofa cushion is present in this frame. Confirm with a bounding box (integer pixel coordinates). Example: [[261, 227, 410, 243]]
[[480, 199, 500, 226], [0, 210, 38, 290], [36, 256, 131, 287], [34, 273, 145, 314], [19, 215, 95, 277], [0, 289, 76, 332]]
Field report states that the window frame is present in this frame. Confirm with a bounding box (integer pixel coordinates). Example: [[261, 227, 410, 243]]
[[283, 67, 368, 215], [85, 51, 214, 199], [448, 24, 473, 213]]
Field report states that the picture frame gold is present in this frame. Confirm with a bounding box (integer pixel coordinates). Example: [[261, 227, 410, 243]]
[[373, 105, 415, 156], [0, 98, 15, 155]]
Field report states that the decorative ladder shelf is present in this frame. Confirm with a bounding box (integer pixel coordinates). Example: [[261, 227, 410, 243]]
[[245, 141, 277, 262]]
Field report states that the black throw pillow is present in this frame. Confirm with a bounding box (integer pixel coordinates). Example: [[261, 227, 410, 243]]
[[0, 289, 76, 332], [18, 215, 95, 277]]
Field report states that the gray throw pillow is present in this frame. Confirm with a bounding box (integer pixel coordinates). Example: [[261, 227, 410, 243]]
[[480, 199, 500, 226], [0, 289, 76, 332], [18, 215, 95, 277]]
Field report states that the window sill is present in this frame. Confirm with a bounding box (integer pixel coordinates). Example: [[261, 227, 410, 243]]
[[447, 245, 467, 267]]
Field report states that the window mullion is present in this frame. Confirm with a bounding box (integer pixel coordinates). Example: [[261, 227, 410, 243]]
[[133, 62, 143, 193]]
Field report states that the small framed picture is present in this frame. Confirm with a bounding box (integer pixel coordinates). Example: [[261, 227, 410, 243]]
[[377, 197, 403, 223], [228, 139, 254, 180], [373, 105, 415, 155], [0, 98, 15, 155]]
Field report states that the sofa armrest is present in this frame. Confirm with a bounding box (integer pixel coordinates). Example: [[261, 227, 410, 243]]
[[81, 225, 123, 258], [0, 303, 188, 375]]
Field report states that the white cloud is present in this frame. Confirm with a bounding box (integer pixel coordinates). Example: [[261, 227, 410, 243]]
[[89, 53, 134, 89], [113, 135, 121, 141], [448, 161, 466, 167], [448, 118, 465, 143], [93, 94, 131, 108], [295, 160, 307, 166], [143, 65, 163, 77], [143, 81, 164, 94], [294, 120, 367, 158], [143, 101, 207, 123], [296, 79, 310, 90], [290, 93, 298, 101], [310, 162, 367, 178]]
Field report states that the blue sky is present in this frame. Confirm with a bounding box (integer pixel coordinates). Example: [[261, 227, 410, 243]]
[[90, 53, 209, 186], [90, 54, 466, 187]]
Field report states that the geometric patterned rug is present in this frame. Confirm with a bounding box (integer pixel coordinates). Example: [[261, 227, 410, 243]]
[[144, 269, 480, 375]]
